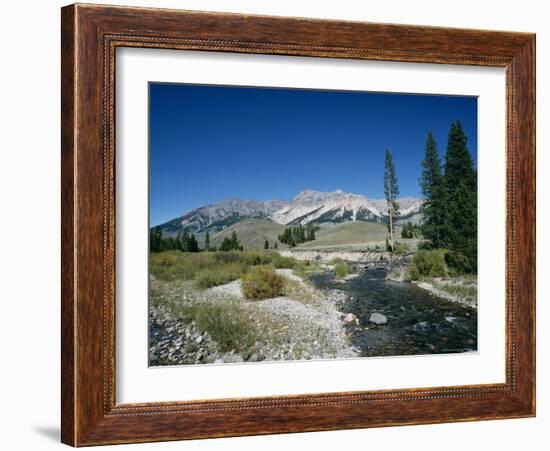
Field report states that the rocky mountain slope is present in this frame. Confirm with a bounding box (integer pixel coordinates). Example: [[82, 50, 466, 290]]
[[156, 189, 422, 235]]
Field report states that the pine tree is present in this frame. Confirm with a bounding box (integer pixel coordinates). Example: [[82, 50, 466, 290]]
[[264, 239, 269, 249], [307, 226, 316, 241], [444, 120, 477, 273], [220, 231, 241, 251], [205, 231, 210, 251], [219, 237, 232, 251], [299, 225, 305, 243], [165, 236, 175, 250], [401, 222, 415, 239], [182, 231, 189, 251], [384, 149, 400, 252], [274, 241, 278, 249], [150, 227, 162, 253], [150, 227, 164, 252], [420, 132, 447, 248], [187, 234, 199, 252]]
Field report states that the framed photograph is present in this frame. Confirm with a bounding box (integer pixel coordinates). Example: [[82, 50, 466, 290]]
[[61, 4, 536, 446]]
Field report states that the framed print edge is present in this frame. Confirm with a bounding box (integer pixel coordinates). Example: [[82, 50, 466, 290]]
[[61, 3, 535, 446]]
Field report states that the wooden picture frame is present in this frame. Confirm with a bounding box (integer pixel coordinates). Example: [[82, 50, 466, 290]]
[[61, 3, 535, 446]]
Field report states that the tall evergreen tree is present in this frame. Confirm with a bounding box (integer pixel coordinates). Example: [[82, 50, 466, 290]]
[[182, 231, 189, 251], [264, 239, 269, 250], [219, 230, 241, 251], [420, 132, 447, 248], [205, 231, 210, 251], [384, 149, 400, 252], [444, 120, 477, 273], [150, 227, 163, 252], [401, 222, 415, 239], [187, 234, 199, 252], [175, 231, 183, 251]]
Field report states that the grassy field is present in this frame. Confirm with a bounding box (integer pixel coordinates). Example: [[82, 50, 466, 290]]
[[210, 218, 288, 250], [205, 218, 415, 251], [298, 221, 399, 249], [150, 249, 320, 287]]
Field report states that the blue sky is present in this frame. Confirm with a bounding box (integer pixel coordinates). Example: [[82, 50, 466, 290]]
[[149, 83, 477, 226]]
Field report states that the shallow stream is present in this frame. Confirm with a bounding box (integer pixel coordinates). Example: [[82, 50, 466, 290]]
[[310, 267, 477, 357]]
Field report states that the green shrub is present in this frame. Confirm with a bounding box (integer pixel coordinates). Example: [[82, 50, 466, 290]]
[[334, 262, 353, 278], [445, 249, 477, 275], [184, 301, 257, 353], [149, 251, 199, 281], [393, 241, 409, 255], [241, 266, 284, 300], [271, 254, 297, 269], [195, 263, 244, 289], [418, 240, 435, 250], [150, 276, 258, 355], [150, 250, 304, 288], [409, 249, 448, 280]]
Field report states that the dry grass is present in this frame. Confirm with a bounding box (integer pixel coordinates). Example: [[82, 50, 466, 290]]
[[281, 277, 318, 304], [150, 278, 258, 355], [432, 279, 478, 301], [150, 250, 309, 287]]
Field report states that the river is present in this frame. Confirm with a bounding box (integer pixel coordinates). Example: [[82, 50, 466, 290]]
[[310, 266, 477, 357]]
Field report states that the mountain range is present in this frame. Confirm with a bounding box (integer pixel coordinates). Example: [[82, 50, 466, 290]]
[[156, 189, 423, 235]]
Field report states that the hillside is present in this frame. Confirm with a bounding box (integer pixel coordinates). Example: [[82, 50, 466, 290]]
[[210, 218, 287, 250], [155, 189, 422, 235], [297, 221, 399, 250]]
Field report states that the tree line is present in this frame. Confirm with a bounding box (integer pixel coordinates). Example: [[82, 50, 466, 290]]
[[150, 228, 246, 253], [219, 230, 244, 251], [419, 121, 477, 273], [150, 227, 199, 253], [278, 224, 318, 247], [384, 120, 476, 273], [400, 222, 421, 239], [150, 227, 286, 253]]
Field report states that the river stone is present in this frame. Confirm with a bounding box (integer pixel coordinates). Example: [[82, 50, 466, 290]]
[[343, 313, 358, 325], [224, 353, 244, 363], [369, 312, 388, 325]]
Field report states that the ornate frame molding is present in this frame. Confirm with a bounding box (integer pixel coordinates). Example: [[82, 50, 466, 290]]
[[61, 4, 535, 446]]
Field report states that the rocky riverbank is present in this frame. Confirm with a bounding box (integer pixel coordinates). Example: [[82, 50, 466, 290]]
[[413, 278, 477, 308], [150, 257, 478, 366], [149, 270, 357, 366], [280, 249, 391, 263], [384, 256, 477, 308], [310, 266, 478, 357]]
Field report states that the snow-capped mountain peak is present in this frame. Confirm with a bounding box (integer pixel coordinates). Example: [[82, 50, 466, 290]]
[[155, 189, 422, 234]]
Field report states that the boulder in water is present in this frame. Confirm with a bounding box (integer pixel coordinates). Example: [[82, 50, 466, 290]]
[[369, 312, 388, 325], [343, 313, 358, 325]]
